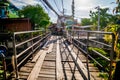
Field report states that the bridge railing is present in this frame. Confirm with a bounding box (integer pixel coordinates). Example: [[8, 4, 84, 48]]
[[65, 30, 115, 80], [12, 30, 51, 79]]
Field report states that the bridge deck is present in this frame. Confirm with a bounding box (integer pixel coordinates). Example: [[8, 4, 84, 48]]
[[17, 36, 103, 80]]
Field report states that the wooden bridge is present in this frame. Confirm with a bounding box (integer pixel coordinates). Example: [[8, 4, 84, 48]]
[[0, 30, 115, 80]]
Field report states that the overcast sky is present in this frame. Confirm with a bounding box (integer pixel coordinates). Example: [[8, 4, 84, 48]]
[[11, 0, 117, 23]]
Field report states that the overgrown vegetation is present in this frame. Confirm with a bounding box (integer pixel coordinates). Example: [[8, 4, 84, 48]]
[[104, 24, 120, 60], [89, 47, 109, 69], [88, 47, 110, 79], [89, 8, 116, 30], [99, 72, 109, 80], [81, 18, 92, 26], [86, 0, 120, 79]]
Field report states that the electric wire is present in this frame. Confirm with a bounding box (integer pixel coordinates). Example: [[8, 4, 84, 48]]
[[39, 0, 50, 13], [53, 0, 62, 14], [43, 0, 60, 16], [61, 0, 64, 15]]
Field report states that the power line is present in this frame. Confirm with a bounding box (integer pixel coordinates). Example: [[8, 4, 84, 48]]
[[43, 0, 60, 17], [53, 0, 62, 14], [39, 0, 50, 13], [61, 0, 64, 15]]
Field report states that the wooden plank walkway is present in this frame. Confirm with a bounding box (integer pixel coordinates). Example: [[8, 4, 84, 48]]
[[16, 36, 103, 80]]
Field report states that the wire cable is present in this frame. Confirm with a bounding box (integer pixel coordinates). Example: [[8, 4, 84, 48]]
[[53, 0, 62, 14], [61, 0, 64, 15], [39, 0, 50, 13]]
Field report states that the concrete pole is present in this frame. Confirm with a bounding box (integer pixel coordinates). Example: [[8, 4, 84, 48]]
[[98, 6, 100, 31]]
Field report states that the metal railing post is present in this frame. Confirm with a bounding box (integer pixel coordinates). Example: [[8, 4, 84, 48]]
[[70, 30, 73, 43], [0, 45, 8, 80], [87, 32, 90, 80], [73, 30, 75, 39], [3, 57, 6, 80], [78, 31, 79, 39], [0, 53, 6, 80], [109, 33, 115, 80], [31, 32, 34, 58], [13, 34, 19, 79]]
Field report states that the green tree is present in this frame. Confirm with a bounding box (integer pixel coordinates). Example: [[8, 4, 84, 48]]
[[19, 4, 50, 30], [113, 0, 120, 13], [104, 0, 120, 60], [81, 18, 92, 26], [89, 8, 113, 30]]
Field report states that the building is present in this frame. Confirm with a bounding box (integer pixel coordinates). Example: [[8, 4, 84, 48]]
[[0, 0, 32, 32], [0, 18, 31, 32], [0, 0, 19, 18]]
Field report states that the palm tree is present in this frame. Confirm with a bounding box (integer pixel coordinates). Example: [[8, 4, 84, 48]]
[[113, 0, 120, 13]]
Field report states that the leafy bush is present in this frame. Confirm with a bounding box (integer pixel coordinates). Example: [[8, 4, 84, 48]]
[[89, 47, 108, 56], [89, 47, 110, 71]]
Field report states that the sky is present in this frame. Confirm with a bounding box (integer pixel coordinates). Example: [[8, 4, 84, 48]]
[[11, 0, 117, 23]]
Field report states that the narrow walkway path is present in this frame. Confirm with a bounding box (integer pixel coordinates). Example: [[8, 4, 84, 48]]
[[37, 36, 56, 80], [17, 36, 103, 80]]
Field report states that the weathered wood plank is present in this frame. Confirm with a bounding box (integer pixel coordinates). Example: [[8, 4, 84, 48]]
[[47, 36, 54, 53], [24, 63, 35, 68], [27, 50, 47, 80], [38, 74, 55, 78], [19, 72, 29, 76], [56, 36, 64, 80], [27, 36, 54, 80], [31, 50, 43, 63], [39, 71, 55, 75], [31, 36, 50, 63], [40, 68, 55, 72], [37, 76, 55, 80], [20, 67, 32, 73]]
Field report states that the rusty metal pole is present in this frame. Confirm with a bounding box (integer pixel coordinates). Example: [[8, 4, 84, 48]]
[[69, 30, 72, 43], [109, 33, 115, 80], [13, 34, 19, 79], [73, 30, 74, 39], [31, 32, 34, 58], [2, 57, 6, 80], [0, 46, 7, 80], [78, 31, 79, 39]]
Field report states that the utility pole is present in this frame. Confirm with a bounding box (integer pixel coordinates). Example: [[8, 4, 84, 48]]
[[61, 0, 64, 16], [71, 0, 75, 31], [98, 6, 100, 31], [72, 0, 75, 18], [96, 6, 100, 31]]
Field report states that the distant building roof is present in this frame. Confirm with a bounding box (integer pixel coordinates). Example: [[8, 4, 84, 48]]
[[9, 1, 19, 10], [76, 25, 92, 29], [0, 1, 19, 10]]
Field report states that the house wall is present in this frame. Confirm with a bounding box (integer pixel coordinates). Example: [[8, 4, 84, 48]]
[[0, 18, 32, 32]]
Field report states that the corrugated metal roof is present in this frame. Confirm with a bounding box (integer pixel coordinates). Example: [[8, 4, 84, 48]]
[[75, 25, 92, 28]]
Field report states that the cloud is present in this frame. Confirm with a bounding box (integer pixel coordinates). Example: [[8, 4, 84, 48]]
[[74, 0, 97, 18], [11, 0, 39, 8], [10, 0, 116, 22], [74, 0, 116, 18]]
